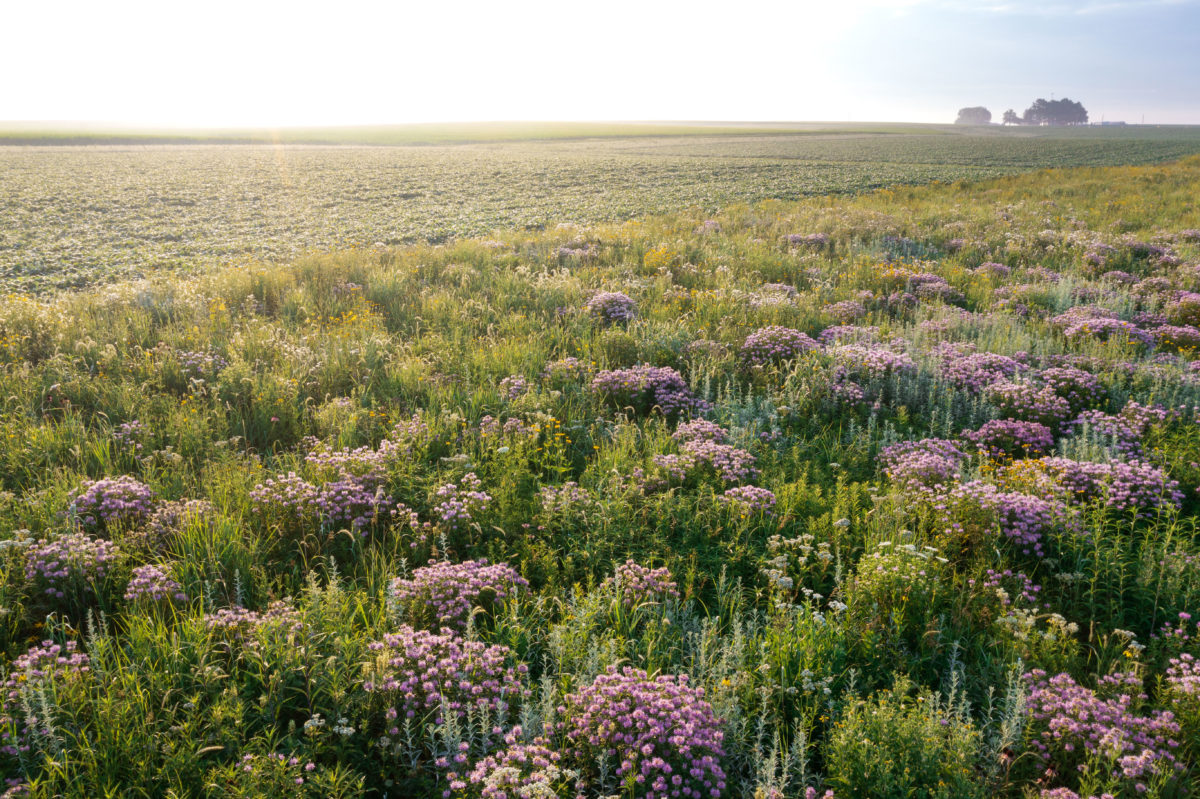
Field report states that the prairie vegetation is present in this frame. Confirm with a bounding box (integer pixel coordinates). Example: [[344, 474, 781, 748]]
[[2, 149, 1200, 797]]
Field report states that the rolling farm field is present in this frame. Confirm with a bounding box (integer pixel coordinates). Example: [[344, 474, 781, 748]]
[[4, 124, 1200, 291], [3, 125, 1200, 798]]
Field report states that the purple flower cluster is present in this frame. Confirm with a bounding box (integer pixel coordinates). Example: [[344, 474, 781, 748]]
[[538, 482, 594, 516], [985, 381, 1074, 431], [1037, 367, 1105, 413], [124, 563, 187, 603], [830, 343, 915, 381], [433, 472, 492, 530], [1166, 654, 1200, 697], [453, 728, 576, 799], [671, 419, 727, 445], [944, 481, 1067, 556], [968, 568, 1042, 611], [1152, 324, 1200, 351], [826, 299, 867, 323], [1, 640, 91, 758], [1102, 269, 1137, 284], [785, 232, 829, 248], [479, 415, 532, 438], [175, 348, 228, 378], [498, 375, 529, 400], [879, 439, 967, 491], [24, 533, 120, 599], [914, 279, 964, 304], [363, 625, 527, 723], [311, 478, 394, 532], [251, 472, 396, 533], [204, 601, 304, 642], [1063, 317, 1154, 347], [976, 262, 1012, 278], [830, 380, 865, 403], [561, 666, 726, 799], [1119, 401, 1171, 435], [68, 475, 156, 531], [720, 485, 777, 515], [963, 420, 1055, 460], [677, 439, 758, 483], [938, 350, 1020, 393], [112, 420, 147, 452], [249, 473, 318, 518], [1025, 670, 1180, 783], [586, 291, 637, 323], [603, 560, 681, 607], [591, 365, 710, 418], [1050, 305, 1120, 330], [739, 326, 819, 367], [389, 559, 528, 631], [1165, 293, 1200, 326], [1038, 457, 1184, 513], [1068, 411, 1142, 457]]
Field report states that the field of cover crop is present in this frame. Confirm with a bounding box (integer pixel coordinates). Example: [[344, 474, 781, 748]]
[[4, 124, 1200, 292], [3, 147, 1200, 798]]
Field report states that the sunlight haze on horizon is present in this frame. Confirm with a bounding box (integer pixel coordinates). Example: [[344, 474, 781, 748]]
[[3, 0, 1199, 127]]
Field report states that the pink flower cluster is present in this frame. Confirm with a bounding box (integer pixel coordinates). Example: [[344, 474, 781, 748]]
[[1037, 367, 1105, 413], [561, 666, 726, 799], [672, 419, 727, 445], [678, 439, 758, 483], [538, 481, 594, 515], [1, 640, 91, 758], [1038, 457, 1184, 514], [24, 533, 120, 599], [591, 365, 710, 418], [124, 563, 187, 603], [586, 291, 637, 323], [203, 601, 304, 642], [603, 560, 681, 607], [389, 559, 528, 631], [363, 625, 527, 722], [829, 343, 915, 381], [937, 349, 1020, 393], [433, 472, 492, 530], [878, 438, 967, 491], [452, 727, 575, 799], [785, 232, 829, 248], [68, 475, 156, 531], [499, 375, 529, 400], [943, 481, 1067, 556], [740, 326, 820, 367], [1025, 670, 1180, 783], [962, 419, 1055, 460], [1165, 654, 1200, 697], [721, 485, 777, 515], [985, 381, 1074, 431], [250, 472, 397, 533]]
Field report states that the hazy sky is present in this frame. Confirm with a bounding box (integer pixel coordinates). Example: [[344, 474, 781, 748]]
[[3, 0, 1198, 126]]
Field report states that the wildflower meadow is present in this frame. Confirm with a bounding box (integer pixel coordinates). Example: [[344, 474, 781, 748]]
[[2, 150, 1200, 798]]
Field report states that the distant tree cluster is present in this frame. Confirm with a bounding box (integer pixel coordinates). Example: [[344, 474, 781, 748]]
[[955, 106, 992, 125], [957, 98, 1090, 126]]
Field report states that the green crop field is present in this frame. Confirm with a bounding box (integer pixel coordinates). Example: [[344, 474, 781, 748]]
[[4, 123, 1200, 292]]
